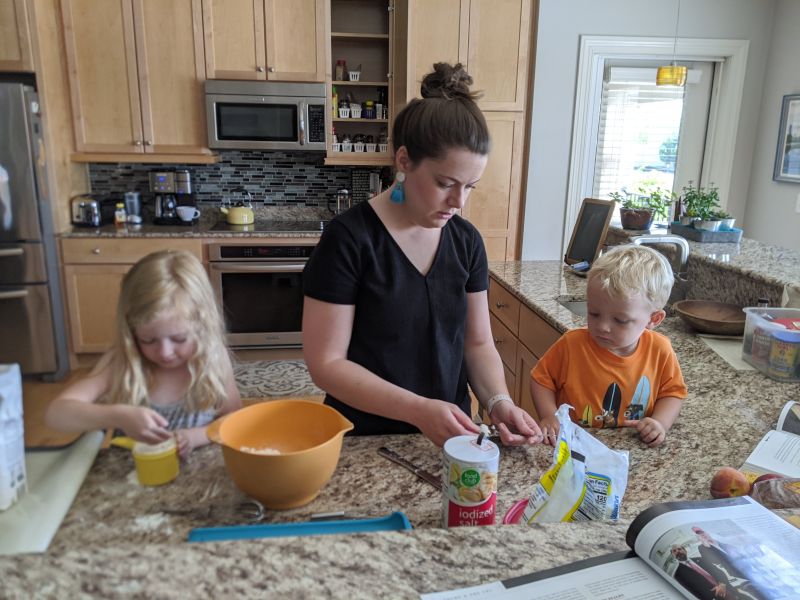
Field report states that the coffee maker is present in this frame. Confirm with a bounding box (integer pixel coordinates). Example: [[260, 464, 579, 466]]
[[150, 171, 179, 225], [174, 170, 198, 221]]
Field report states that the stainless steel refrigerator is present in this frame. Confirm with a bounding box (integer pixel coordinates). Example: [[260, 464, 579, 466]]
[[0, 82, 69, 379]]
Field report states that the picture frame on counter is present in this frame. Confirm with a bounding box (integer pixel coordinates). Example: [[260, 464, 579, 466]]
[[773, 94, 800, 183]]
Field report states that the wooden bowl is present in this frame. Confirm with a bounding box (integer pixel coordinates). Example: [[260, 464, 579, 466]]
[[672, 300, 746, 335]]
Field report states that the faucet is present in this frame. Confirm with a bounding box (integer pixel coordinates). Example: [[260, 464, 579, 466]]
[[631, 235, 690, 277], [631, 235, 691, 306]]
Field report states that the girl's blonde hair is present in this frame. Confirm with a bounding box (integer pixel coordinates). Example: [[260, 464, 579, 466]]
[[96, 250, 230, 413], [588, 244, 674, 309]]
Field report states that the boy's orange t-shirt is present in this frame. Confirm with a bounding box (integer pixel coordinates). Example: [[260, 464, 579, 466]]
[[531, 328, 687, 428]]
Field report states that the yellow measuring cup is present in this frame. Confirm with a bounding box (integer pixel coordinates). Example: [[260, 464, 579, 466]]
[[110, 436, 180, 486]]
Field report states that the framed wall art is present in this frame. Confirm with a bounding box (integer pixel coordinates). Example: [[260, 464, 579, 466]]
[[773, 93, 800, 182]]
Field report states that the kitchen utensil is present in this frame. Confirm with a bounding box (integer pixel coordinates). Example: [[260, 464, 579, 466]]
[[377, 446, 441, 490], [673, 300, 746, 336], [221, 189, 255, 224], [176, 206, 200, 222], [328, 188, 351, 216], [110, 436, 179, 486], [187, 511, 411, 543], [207, 400, 353, 509]]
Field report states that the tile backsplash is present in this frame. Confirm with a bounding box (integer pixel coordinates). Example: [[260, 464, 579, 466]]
[[89, 151, 388, 207]]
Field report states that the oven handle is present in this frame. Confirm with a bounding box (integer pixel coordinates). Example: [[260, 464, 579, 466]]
[[209, 263, 307, 273]]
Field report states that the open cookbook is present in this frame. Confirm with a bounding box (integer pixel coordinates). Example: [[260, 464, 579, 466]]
[[422, 496, 800, 599], [741, 401, 800, 479]]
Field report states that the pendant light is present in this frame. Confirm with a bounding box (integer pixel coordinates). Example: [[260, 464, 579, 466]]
[[656, 0, 687, 86]]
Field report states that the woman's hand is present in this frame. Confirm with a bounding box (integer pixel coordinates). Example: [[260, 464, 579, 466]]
[[490, 401, 544, 446], [413, 399, 481, 447], [538, 413, 561, 447], [114, 405, 171, 444]]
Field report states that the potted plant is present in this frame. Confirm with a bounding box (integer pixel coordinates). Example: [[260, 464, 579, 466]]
[[682, 184, 721, 231], [714, 210, 736, 230], [610, 187, 674, 231]]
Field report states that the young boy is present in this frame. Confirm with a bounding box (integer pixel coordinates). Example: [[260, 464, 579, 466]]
[[532, 244, 687, 447]]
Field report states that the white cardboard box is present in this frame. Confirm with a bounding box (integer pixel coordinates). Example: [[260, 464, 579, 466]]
[[0, 364, 26, 510]]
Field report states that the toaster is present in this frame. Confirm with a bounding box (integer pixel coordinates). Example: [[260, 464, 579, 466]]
[[70, 195, 116, 227]]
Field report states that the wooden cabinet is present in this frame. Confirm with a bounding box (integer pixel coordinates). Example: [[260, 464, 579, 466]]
[[203, 0, 325, 82], [462, 111, 525, 261], [325, 0, 399, 166], [0, 0, 32, 71], [405, 0, 532, 111], [61, 0, 211, 160], [488, 275, 561, 419], [404, 0, 533, 259], [61, 238, 203, 353]]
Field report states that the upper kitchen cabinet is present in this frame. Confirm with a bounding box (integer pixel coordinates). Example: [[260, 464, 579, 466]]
[[405, 0, 532, 111], [325, 0, 407, 166], [0, 0, 33, 71], [203, 0, 325, 82], [61, 0, 214, 163]]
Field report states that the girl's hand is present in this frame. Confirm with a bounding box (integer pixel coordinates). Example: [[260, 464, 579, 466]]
[[489, 402, 543, 446], [537, 414, 561, 446], [623, 417, 666, 447], [413, 399, 481, 447], [174, 430, 192, 460], [115, 405, 171, 444]]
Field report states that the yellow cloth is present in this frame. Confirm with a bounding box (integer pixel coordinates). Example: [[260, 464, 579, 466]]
[[532, 328, 687, 427]]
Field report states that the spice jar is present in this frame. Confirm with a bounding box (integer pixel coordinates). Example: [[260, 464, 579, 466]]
[[363, 100, 375, 119], [335, 59, 346, 81]]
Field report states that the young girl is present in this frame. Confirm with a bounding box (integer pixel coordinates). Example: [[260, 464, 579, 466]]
[[46, 250, 241, 458]]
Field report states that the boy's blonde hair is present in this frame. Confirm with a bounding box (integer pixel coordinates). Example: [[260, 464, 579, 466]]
[[96, 250, 231, 413], [588, 244, 674, 309]]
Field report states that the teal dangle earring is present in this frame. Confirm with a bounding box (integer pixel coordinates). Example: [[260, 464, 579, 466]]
[[390, 171, 406, 203]]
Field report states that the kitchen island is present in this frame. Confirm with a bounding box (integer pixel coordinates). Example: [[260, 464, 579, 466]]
[[2, 261, 798, 598]]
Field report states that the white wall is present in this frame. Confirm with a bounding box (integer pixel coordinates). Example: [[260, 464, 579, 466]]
[[743, 0, 800, 252], [522, 0, 775, 259]]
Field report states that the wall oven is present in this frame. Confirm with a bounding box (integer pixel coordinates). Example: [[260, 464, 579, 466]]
[[208, 242, 317, 348]]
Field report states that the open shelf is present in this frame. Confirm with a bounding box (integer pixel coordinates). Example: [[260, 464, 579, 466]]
[[332, 80, 389, 87], [332, 32, 389, 40], [333, 118, 388, 124]]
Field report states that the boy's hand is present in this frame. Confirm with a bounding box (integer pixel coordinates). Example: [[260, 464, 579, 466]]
[[539, 414, 561, 446], [623, 417, 666, 447]]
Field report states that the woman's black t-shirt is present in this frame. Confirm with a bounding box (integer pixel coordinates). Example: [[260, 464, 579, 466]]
[[302, 201, 489, 435]]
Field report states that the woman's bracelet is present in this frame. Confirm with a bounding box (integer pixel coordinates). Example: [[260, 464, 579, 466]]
[[485, 393, 514, 416]]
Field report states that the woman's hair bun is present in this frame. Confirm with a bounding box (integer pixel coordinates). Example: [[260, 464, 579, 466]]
[[420, 63, 481, 101]]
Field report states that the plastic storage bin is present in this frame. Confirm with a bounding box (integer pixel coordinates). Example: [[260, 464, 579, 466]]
[[741, 307, 800, 382]]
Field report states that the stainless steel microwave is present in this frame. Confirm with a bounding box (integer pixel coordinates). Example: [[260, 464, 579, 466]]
[[205, 80, 326, 151]]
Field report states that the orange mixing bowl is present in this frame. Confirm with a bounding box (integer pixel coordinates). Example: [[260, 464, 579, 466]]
[[210, 400, 354, 509]]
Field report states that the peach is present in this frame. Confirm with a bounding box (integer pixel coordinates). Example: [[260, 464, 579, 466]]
[[710, 467, 751, 499]]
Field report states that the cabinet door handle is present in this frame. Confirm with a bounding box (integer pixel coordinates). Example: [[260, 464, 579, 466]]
[[92, 248, 101, 254], [495, 301, 508, 308], [144, 140, 153, 146], [493, 338, 503, 344], [133, 140, 143, 146], [268, 66, 275, 73], [256, 66, 265, 72]]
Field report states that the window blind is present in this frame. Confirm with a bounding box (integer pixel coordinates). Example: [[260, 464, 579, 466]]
[[592, 67, 685, 202]]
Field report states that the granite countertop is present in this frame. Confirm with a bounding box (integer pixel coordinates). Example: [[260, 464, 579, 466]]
[[2, 262, 798, 597]]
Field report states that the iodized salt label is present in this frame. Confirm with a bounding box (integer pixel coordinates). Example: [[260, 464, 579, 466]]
[[442, 433, 500, 527]]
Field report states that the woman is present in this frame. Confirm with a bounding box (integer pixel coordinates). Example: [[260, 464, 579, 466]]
[[303, 63, 542, 447]]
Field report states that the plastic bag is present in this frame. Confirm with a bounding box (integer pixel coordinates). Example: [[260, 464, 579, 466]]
[[750, 477, 800, 509], [521, 404, 629, 523]]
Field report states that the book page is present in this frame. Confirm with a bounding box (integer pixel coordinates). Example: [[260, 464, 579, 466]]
[[630, 497, 800, 600], [742, 430, 800, 478], [421, 553, 687, 600], [776, 401, 800, 435]]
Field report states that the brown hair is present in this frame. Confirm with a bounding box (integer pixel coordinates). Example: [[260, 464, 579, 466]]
[[392, 62, 490, 162]]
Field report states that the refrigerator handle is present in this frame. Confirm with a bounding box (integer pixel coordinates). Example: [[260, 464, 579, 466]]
[[0, 247, 24, 258], [0, 290, 29, 300]]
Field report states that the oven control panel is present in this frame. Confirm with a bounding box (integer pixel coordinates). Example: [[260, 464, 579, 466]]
[[214, 245, 316, 260]]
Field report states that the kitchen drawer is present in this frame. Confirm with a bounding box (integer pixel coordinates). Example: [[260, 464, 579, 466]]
[[489, 313, 517, 372], [61, 238, 203, 264], [488, 278, 520, 333], [518, 305, 561, 359]]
